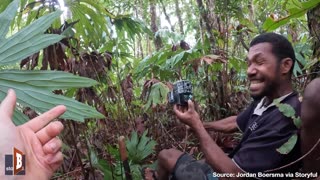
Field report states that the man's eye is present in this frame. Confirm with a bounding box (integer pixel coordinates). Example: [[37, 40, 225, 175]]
[[256, 59, 264, 65]]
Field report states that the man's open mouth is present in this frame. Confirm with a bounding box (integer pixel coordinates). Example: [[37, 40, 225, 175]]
[[250, 80, 264, 91]]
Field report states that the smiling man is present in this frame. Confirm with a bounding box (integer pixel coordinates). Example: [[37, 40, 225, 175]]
[[147, 33, 301, 180]]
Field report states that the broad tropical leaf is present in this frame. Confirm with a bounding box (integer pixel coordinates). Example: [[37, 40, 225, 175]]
[[0, 0, 12, 14], [13, 107, 29, 125], [114, 16, 153, 40], [262, 0, 320, 31], [65, 0, 109, 48], [144, 82, 170, 111], [0, 8, 63, 65], [0, 0, 19, 40], [0, 1, 104, 124], [0, 70, 104, 125]]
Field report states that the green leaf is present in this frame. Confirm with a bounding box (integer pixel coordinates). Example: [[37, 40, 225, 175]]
[[141, 140, 156, 160], [274, 99, 301, 129], [0, 11, 64, 65], [0, 0, 12, 13], [90, 146, 99, 166], [144, 82, 169, 110], [135, 54, 157, 74], [0, 70, 104, 124], [302, 0, 320, 9], [157, 51, 174, 65], [303, 58, 319, 70], [287, 0, 303, 11], [293, 117, 302, 129], [293, 61, 302, 77], [0, 70, 97, 90], [229, 57, 246, 72], [276, 102, 296, 118], [0, 91, 29, 125], [90, 147, 114, 180], [99, 159, 114, 180], [262, 17, 290, 32], [295, 52, 307, 66], [0, 1, 104, 124], [114, 16, 152, 40], [13, 109, 29, 125], [0, 0, 19, 40], [137, 130, 149, 152], [277, 134, 298, 154], [126, 130, 156, 164], [126, 131, 138, 156], [263, 0, 320, 31], [166, 51, 185, 68], [66, 0, 109, 48]]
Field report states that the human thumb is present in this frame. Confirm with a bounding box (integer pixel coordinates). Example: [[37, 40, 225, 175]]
[[187, 100, 195, 111], [0, 89, 16, 121]]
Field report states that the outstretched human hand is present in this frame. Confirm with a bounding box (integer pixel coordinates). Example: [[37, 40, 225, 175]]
[[173, 100, 202, 130], [0, 89, 66, 179]]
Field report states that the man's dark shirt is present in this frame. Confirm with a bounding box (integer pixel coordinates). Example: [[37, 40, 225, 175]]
[[229, 92, 301, 173]]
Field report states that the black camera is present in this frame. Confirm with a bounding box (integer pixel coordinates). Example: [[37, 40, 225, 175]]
[[168, 80, 193, 106]]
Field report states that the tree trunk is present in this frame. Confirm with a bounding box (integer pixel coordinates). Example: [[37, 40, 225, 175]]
[[150, 0, 162, 51], [174, 0, 184, 34], [248, 0, 255, 26], [196, 0, 219, 53], [196, 0, 227, 119], [134, 1, 144, 58], [159, 0, 175, 32], [307, 4, 320, 80]]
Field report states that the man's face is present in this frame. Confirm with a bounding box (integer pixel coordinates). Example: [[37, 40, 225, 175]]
[[246, 43, 280, 99]]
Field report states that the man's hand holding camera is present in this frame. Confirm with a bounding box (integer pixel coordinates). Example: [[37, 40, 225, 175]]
[[173, 100, 203, 131], [168, 80, 203, 131]]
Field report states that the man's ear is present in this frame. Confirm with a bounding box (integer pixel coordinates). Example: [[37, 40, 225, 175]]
[[281, 58, 293, 74]]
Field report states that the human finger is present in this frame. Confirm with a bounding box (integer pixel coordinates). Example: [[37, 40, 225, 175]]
[[36, 121, 64, 145], [176, 105, 181, 111], [46, 151, 63, 172], [173, 105, 184, 117], [0, 89, 16, 120], [181, 105, 188, 112], [176, 105, 187, 112], [187, 100, 195, 112], [43, 137, 62, 154], [24, 105, 66, 132]]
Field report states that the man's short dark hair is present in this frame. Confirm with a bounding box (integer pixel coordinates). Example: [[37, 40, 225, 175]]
[[250, 32, 296, 75]]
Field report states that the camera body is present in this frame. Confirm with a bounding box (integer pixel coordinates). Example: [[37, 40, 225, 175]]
[[168, 80, 192, 106]]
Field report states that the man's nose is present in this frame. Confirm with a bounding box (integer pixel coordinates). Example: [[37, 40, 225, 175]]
[[247, 64, 257, 77]]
